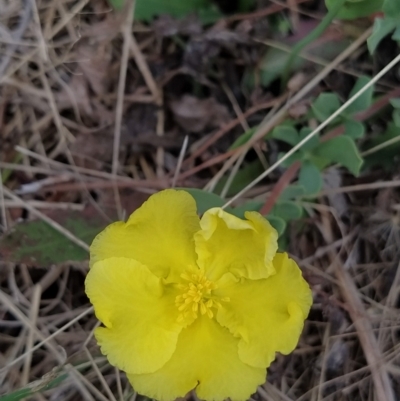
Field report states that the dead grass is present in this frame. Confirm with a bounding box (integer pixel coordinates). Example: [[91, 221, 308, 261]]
[[1, 0, 400, 400]]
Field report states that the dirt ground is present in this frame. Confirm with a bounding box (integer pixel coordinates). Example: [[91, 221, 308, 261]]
[[0, 1, 400, 400]]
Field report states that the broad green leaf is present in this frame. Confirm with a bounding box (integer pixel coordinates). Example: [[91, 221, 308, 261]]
[[325, 0, 384, 19], [108, 0, 221, 22], [343, 119, 365, 138], [278, 151, 303, 168], [368, 17, 398, 54], [270, 201, 303, 221], [215, 161, 264, 197], [0, 212, 105, 265], [266, 215, 286, 236], [272, 125, 299, 146], [392, 25, 400, 40], [298, 161, 323, 195], [231, 201, 264, 218], [181, 188, 225, 214], [390, 98, 400, 108], [299, 127, 319, 151], [393, 109, 400, 127], [309, 154, 331, 170], [280, 184, 306, 201], [346, 76, 374, 114], [258, 48, 304, 87], [383, 0, 400, 18], [311, 93, 342, 122], [314, 136, 363, 175]]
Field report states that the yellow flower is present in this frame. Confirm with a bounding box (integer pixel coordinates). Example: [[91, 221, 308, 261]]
[[85, 189, 312, 401]]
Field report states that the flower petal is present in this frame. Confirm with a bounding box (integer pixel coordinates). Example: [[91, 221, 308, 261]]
[[85, 257, 182, 374], [128, 316, 265, 401], [195, 208, 278, 281], [216, 253, 312, 368], [90, 189, 200, 281]]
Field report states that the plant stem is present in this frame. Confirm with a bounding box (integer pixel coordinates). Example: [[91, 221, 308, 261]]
[[281, 0, 348, 88]]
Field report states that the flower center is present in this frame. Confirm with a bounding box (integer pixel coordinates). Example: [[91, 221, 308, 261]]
[[175, 269, 229, 323]]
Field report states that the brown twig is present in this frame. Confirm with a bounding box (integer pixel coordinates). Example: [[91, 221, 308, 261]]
[[259, 160, 301, 215]]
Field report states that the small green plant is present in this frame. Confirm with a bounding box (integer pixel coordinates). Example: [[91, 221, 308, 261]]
[[324, 0, 400, 54], [367, 0, 400, 53]]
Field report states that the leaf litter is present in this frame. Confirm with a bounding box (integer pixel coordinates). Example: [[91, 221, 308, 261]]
[[0, 1, 400, 401]]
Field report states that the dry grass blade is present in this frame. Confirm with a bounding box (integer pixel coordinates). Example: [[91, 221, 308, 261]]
[[21, 284, 42, 386]]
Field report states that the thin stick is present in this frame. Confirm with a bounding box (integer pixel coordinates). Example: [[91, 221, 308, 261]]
[[84, 347, 118, 401], [223, 50, 400, 208], [21, 284, 42, 386], [0, 169, 7, 230], [14, 146, 138, 183], [112, 0, 136, 220], [172, 135, 189, 188], [129, 16, 164, 177], [30, 0, 48, 61], [361, 135, 400, 157], [112, 0, 135, 177], [319, 180, 400, 195]]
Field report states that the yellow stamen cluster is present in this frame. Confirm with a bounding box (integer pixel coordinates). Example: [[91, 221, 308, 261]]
[[175, 270, 228, 323]]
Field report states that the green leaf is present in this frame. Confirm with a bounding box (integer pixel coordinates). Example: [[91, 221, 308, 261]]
[[266, 215, 286, 236], [298, 161, 323, 195], [325, 0, 384, 19], [280, 184, 306, 201], [271, 125, 299, 146], [0, 211, 105, 265], [367, 17, 398, 54], [314, 136, 363, 175], [215, 161, 264, 197], [311, 93, 342, 122], [230, 201, 263, 218], [0, 373, 68, 401], [270, 201, 303, 221], [343, 119, 365, 138], [181, 188, 225, 214], [392, 24, 400, 40], [346, 76, 374, 114], [246, 37, 349, 89], [393, 109, 400, 127], [299, 127, 320, 151], [390, 98, 400, 108], [108, 0, 221, 22], [258, 48, 304, 87], [229, 127, 256, 150], [383, 0, 400, 18], [278, 151, 303, 168]]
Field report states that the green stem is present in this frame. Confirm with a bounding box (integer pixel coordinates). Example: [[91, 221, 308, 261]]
[[281, 0, 348, 89]]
